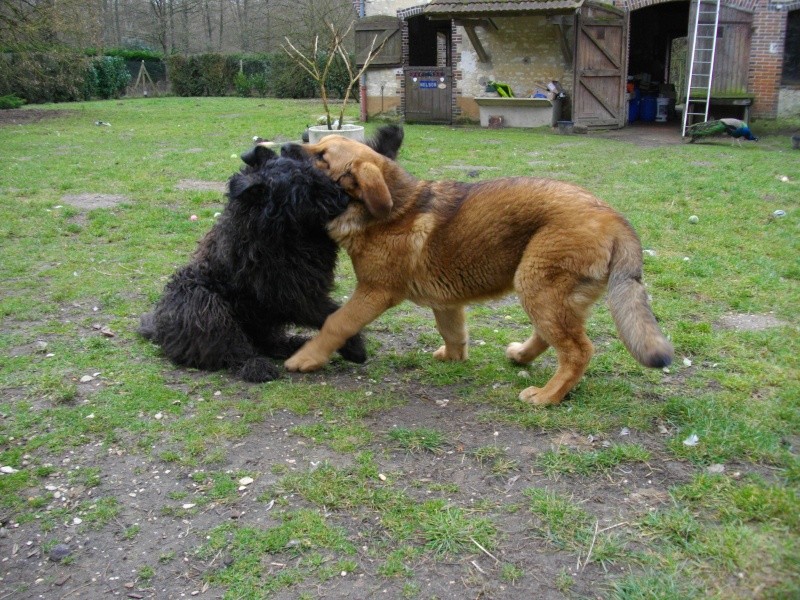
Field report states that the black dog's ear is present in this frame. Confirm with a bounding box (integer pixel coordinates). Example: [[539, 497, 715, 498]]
[[240, 144, 277, 168], [281, 143, 307, 161], [228, 173, 268, 202], [366, 125, 404, 160]]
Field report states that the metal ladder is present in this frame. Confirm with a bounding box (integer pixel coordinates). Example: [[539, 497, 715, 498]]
[[681, 0, 721, 136]]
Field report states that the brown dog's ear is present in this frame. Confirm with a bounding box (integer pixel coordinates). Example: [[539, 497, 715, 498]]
[[353, 161, 392, 219]]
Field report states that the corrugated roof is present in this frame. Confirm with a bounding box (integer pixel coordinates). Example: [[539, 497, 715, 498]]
[[423, 0, 584, 17]]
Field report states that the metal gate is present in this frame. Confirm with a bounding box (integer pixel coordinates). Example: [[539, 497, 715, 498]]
[[572, 2, 627, 129], [404, 67, 452, 123]]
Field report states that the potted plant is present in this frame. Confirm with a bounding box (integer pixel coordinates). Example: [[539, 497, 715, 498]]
[[284, 22, 385, 143]]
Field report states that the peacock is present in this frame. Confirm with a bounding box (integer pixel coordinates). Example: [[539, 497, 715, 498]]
[[686, 118, 758, 145]]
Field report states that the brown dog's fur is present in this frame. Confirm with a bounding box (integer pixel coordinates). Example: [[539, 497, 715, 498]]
[[285, 135, 673, 406]]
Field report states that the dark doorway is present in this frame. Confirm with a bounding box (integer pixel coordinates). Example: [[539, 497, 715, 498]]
[[628, 2, 690, 90], [782, 9, 800, 85], [404, 16, 453, 123], [407, 15, 451, 66]]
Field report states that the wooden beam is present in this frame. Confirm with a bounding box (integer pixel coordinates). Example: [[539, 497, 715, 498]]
[[463, 25, 490, 63], [454, 18, 494, 29], [547, 15, 575, 66], [577, 78, 619, 118], [556, 23, 573, 65]]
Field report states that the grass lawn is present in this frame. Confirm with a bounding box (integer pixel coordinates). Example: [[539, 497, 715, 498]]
[[0, 97, 798, 599]]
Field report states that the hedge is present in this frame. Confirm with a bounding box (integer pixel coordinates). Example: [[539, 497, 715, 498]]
[[85, 56, 132, 99], [166, 54, 239, 97], [87, 48, 163, 62], [0, 53, 130, 103], [169, 52, 358, 99], [0, 50, 358, 103]]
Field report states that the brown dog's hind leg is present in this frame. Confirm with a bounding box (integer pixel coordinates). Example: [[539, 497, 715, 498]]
[[432, 306, 469, 361], [514, 268, 603, 406], [518, 333, 593, 406]]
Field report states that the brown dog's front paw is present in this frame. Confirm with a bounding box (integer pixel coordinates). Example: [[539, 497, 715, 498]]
[[433, 344, 468, 361], [519, 386, 560, 407], [284, 349, 328, 373]]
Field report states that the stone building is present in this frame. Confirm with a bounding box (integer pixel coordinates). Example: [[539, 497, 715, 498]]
[[351, 0, 800, 127]]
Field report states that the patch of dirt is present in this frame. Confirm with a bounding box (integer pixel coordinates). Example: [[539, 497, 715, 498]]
[[0, 108, 75, 126], [175, 180, 227, 193], [61, 193, 129, 211], [0, 332, 768, 600], [0, 293, 709, 597], [589, 122, 686, 147], [715, 312, 789, 331]]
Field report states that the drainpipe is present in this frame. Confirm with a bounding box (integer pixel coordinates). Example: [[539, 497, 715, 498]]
[[359, 0, 367, 123]]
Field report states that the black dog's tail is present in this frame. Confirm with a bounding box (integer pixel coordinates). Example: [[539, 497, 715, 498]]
[[366, 125, 404, 160], [138, 312, 157, 340]]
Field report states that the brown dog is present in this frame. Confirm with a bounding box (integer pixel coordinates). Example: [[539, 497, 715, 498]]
[[284, 134, 673, 406]]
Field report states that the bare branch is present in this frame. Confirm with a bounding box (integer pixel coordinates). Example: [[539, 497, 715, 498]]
[[335, 31, 386, 128], [284, 19, 388, 131]]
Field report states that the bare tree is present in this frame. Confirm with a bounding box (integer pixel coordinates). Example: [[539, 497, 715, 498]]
[[105, 0, 122, 47], [284, 20, 383, 129], [1, 0, 103, 49], [1, 0, 361, 66], [230, 0, 276, 53], [148, 0, 171, 54], [273, 0, 355, 53], [229, 0, 250, 52], [217, 0, 224, 51]]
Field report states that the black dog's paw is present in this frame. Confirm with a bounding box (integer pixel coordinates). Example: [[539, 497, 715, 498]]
[[236, 357, 280, 382], [138, 312, 156, 340], [265, 334, 309, 359], [282, 335, 310, 357], [338, 334, 367, 364]]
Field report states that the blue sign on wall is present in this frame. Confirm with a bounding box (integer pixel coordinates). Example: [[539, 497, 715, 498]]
[[419, 80, 438, 89]]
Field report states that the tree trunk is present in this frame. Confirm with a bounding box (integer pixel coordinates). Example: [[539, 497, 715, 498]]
[[217, 0, 224, 51], [113, 0, 121, 47], [203, 0, 213, 51], [168, 0, 176, 55]]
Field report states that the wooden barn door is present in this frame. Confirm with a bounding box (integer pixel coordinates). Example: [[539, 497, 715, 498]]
[[688, 1, 753, 96], [404, 67, 452, 123], [572, 2, 627, 129]]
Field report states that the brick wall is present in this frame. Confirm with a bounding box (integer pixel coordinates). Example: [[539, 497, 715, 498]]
[[451, 22, 463, 119], [748, 2, 788, 118], [620, 0, 789, 119]]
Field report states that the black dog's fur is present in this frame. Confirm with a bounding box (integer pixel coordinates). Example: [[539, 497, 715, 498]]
[[139, 126, 404, 382]]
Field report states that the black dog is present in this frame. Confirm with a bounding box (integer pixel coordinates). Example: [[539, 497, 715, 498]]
[[139, 126, 403, 382]]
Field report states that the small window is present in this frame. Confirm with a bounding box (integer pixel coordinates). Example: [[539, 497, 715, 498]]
[[355, 16, 402, 67]]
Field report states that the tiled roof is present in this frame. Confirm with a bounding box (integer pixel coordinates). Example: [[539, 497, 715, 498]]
[[423, 0, 584, 16]]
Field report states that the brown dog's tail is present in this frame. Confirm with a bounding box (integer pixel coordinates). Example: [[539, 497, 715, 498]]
[[606, 225, 673, 368]]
